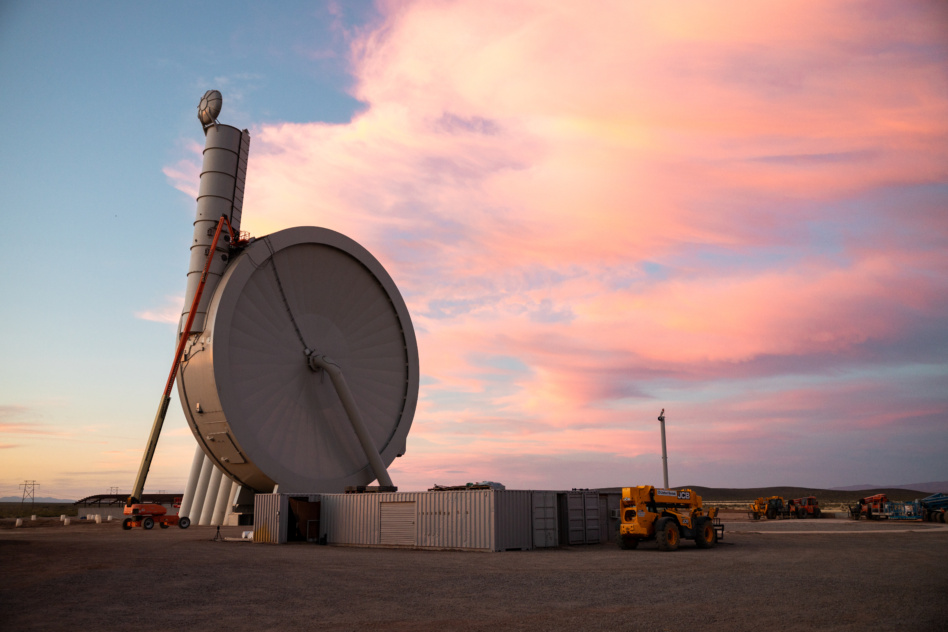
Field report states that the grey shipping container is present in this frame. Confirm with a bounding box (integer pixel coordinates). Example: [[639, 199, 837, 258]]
[[599, 492, 620, 543], [532, 491, 558, 548], [559, 491, 600, 545]]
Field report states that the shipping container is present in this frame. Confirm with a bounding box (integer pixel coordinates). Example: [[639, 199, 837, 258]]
[[318, 490, 544, 552], [253, 493, 321, 544], [599, 492, 620, 543], [558, 491, 600, 545], [532, 491, 558, 548]]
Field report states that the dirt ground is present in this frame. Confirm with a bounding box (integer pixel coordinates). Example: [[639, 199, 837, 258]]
[[1, 516, 946, 631]]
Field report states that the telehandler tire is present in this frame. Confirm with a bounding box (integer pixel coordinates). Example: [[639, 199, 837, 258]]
[[694, 517, 716, 548], [655, 517, 680, 551], [766, 507, 776, 520]]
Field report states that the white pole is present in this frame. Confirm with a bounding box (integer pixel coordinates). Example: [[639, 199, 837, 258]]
[[188, 456, 214, 520], [199, 466, 224, 526], [211, 474, 232, 525], [658, 408, 669, 488], [178, 443, 205, 518]]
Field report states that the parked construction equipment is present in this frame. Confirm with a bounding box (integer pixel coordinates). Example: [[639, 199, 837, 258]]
[[849, 492, 946, 522], [122, 503, 191, 530], [920, 493, 948, 523], [749, 495, 822, 520], [618, 486, 723, 551], [788, 496, 821, 519], [748, 496, 790, 520], [849, 494, 889, 520]]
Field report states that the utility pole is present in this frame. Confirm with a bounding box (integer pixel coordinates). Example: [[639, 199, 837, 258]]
[[19, 480, 39, 509], [658, 409, 669, 489]]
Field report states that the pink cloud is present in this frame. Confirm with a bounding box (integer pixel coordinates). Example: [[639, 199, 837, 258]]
[[162, 139, 203, 199], [135, 294, 183, 325], [170, 1, 948, 488]]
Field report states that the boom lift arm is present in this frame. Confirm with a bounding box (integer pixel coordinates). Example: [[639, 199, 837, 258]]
[[127, 215, 237, 506]]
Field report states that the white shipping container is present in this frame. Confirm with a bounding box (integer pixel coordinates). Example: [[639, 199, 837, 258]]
[[253, 493, 288, 543], [320, 490, 538, 552]]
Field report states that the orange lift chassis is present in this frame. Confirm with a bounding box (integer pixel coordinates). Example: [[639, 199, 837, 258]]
[[126, 215, 238, 507]]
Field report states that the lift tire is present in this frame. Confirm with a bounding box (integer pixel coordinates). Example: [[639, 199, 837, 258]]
[[122, 518, 133, 531], [142, 517, 154, 530], [814, 508, 821, 519], [159, 523, 169, 529], [618, 536, 639, 550], [797, 507, 806, 519], [752, 513, 760, 520], [694, 518, 715, 549], [179, 517, 191, 529], [655, 517, 680, 552]]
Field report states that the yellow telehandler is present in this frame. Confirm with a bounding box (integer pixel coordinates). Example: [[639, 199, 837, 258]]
[[748, 496, 791, 520], [618, 486, 723, 551]]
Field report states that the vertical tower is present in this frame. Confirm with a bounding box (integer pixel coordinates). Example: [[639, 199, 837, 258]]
[[178, 91, 250, 521], [180, 93, 250, 335]]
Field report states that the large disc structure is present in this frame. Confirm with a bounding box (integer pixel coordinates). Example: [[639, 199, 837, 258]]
[[177, 226, 419, 493]]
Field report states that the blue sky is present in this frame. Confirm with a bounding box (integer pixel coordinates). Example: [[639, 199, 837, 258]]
[[1, 1, 946, 500], [0, 1, 378, 498]]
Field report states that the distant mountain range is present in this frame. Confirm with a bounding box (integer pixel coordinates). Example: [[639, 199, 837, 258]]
[[0, 496, 75, 503], [1, 482, 944, 504], [830, 482, 947, 494]]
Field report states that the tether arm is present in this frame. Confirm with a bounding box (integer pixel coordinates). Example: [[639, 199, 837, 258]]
[[306, 353, 395, 488]]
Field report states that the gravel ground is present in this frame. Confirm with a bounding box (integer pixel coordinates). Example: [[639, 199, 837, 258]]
[[1, 518, 946, 631]]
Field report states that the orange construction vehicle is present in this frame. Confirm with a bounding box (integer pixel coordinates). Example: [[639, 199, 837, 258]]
[[849, 494, 888, 520], [122, 503, 191, 531], [788, 496, 821, 519]]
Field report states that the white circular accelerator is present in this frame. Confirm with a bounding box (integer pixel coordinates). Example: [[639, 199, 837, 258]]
[[177, 226, 419, 493]]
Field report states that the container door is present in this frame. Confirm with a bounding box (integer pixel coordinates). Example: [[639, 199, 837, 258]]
[[380, 501, 416, 546], [584, 492, 600, 544], [532, 492, 558, 548], [288, 498, 321, 542], [567, 493, 586, 545]]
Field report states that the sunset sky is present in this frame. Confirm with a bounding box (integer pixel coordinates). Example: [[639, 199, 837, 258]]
[[1, 1, 946, 500]]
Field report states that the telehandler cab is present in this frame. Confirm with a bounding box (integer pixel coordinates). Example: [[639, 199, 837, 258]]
[[618, 486, 723, 551]]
